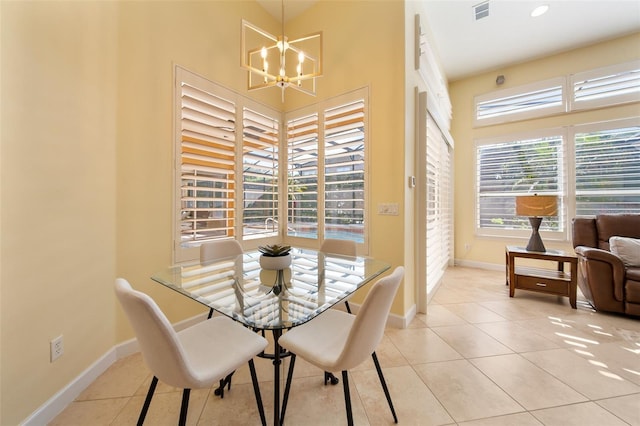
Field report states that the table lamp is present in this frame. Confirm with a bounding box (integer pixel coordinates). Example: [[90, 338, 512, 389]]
[[515, 194, 558, 252]]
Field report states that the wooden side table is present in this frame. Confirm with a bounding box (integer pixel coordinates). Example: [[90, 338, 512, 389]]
[[505, 246, 578, 309]]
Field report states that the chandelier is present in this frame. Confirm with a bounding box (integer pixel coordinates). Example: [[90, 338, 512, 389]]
[[241, 1, 323, 101]]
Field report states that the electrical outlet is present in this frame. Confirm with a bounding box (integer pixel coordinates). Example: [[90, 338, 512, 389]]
[[50, 335, 64, 362]]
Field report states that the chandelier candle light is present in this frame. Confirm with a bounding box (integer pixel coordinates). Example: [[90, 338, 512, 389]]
[[241, 0, 323, 101], [515, 194, 558, 252]]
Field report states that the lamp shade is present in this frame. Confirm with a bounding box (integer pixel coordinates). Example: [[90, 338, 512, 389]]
[[515, 195, 558, 217]]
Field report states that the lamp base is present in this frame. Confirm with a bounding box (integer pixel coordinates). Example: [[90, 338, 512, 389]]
[[526, 217, 547, 252]]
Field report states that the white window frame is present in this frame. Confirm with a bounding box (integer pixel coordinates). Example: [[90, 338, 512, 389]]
[[569, 60, 640, 111], [475, 117, 640, 242], [567, 117, 640, 217], [174, 66, 281, 263], [174, 67, 369, 262], [474, 61, 640, 128], [284, 88, 369, 253], [474, 77, 567, 127], [475, 128, 568, 242]]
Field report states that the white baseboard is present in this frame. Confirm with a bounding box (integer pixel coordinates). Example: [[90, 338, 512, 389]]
[[342, 301, 415, 329], [22, 348, 117, 426], [23, 302, 411, 425], [22, 312, 209, 426], [454, 258, 503, 271]]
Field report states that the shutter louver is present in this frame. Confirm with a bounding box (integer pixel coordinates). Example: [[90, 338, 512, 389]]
[[575, 125, 640, 215], [477, 86, 563, 120], [324, 100, 365, 242], [242, 107, 280, 239], [572, 61, 640, 110], [180, 82, 236, 245], [287, 113, 319, 238], [477, 135, 563, 231], [425, 113, 452, 292]]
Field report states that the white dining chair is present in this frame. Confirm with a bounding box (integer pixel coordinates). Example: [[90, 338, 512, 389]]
[[115, 278, 268, 426], [319, 238, 357, 313], [200, 239, 243, 263], [278, 266, 404, 426]]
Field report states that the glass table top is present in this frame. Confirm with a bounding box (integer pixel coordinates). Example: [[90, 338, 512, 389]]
[[151, 248, 390, 330]]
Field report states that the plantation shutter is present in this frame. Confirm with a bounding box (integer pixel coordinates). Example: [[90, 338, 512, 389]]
[[425, 113, 452, 292], [571, 61, 640, 110], [242, 108, 280, 239], [476, 135, 563, 231], [575, 124, 640, 215], [179, 82, 236, 245], [474, 77, 565, 126], [477, 86, 563, 121], [324, 100, 365, 241], [287, 113, 319, 238]]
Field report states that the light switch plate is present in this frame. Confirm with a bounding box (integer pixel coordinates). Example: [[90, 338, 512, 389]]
[[378, 203, 399, 215]]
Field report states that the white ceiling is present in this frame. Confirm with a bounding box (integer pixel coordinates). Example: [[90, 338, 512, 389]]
[[257, 0, 640, 82], [422, 0, 640, 81]]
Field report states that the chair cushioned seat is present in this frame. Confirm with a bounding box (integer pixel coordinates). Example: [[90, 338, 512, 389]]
[[177, 316, 268, 388], [279, 310, 355, 372]]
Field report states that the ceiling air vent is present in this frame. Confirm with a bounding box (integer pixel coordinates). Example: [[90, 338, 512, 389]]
[[473, 1, 490, 20]]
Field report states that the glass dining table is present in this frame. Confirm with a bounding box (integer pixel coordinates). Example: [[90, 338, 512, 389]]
[[151, 247, 390, 426]]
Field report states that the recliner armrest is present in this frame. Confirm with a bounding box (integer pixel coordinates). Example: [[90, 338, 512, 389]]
[[574, 246, 626, 301]]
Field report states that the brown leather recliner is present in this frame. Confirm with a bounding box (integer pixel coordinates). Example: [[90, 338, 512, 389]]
[[572, 214, 640, 317]]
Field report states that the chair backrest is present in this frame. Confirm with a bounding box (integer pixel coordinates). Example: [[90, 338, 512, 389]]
[[320, 238, 356, 257], [115, 278, 195, 389], [334, 266, 404, 370], [200, 239, 243, 263]]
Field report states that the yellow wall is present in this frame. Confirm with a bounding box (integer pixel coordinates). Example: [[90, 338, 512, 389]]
[[1, 1, 118, 424], [1, 1, 407, 423], [114, 0, 407, 330], [450, 33, 640, 268]]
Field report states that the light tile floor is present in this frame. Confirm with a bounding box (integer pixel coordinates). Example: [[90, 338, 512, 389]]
[[50, 267, 640, 425]]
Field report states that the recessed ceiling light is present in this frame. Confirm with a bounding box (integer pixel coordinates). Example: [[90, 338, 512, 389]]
[[531, 4, 549, 17]]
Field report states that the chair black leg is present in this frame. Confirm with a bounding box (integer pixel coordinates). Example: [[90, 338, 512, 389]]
[[214, 371, 234, 398], [179, 388, 190, 426], [248, 359, 266, 426], [341, 371, 354, 426], [207, 308, 214, 319], [324, 371, 339, 385], [280, 353, 296, 426], [372, 352, 397, 423], [344, 301, 352, 314], [137, 376, 158, 426]]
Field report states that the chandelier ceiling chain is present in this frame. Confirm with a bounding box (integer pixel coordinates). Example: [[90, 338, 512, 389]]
[[241, 0, 323, 101]]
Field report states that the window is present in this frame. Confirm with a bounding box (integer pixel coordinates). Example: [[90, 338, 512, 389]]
[[175, 68, 367, 262], [574, 120, 640, 215], [476, 118, 640, 239], [178, 75, 237, 247], [175, 67, 280, 262], [425, 112, 452, 293], [286, 90, 368, 246], [571, 60, 640, 111], [475, 61, 640, 127], [286, 113, 319, 239], [476, 131, 564, 237], [242, 108, 280, 239], [324, 99, 365, 242], [475, 77, 565, 126]]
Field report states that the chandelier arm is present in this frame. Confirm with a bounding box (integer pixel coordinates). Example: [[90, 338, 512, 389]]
[[241, 0, 322, 99]]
